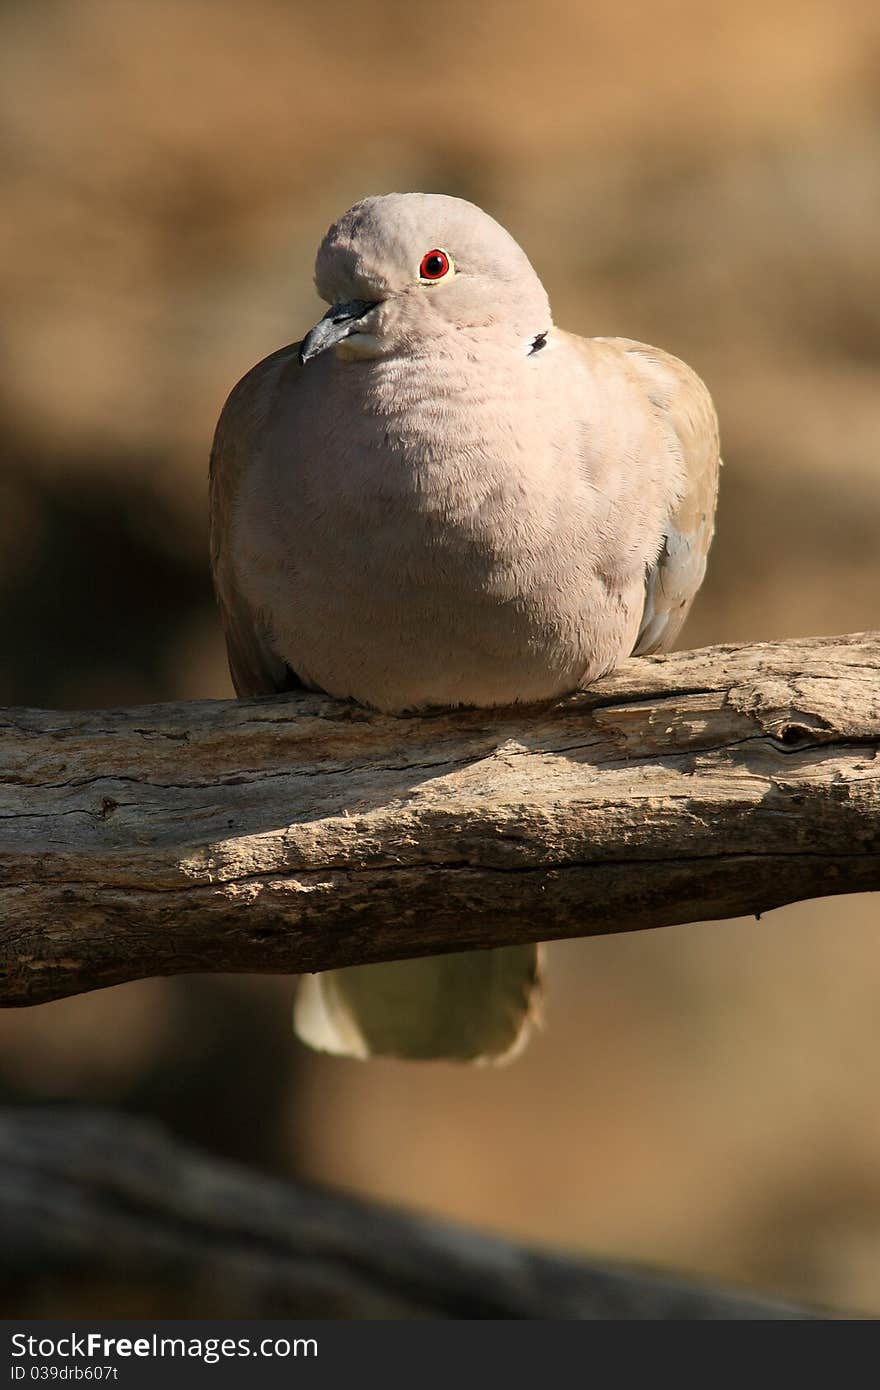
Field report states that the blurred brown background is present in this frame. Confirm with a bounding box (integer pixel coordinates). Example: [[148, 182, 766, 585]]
[[1, 0, 879, 1316]]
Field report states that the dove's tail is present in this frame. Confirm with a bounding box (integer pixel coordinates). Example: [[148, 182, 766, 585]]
[[293, 945, 542, 1063]]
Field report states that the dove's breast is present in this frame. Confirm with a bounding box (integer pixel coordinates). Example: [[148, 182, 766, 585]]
[[231, 340, 677, 711]]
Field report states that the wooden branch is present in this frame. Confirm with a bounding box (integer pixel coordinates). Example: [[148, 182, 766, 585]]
[[1, 633, 878, 1007], [0, 1107, 812, 1318]]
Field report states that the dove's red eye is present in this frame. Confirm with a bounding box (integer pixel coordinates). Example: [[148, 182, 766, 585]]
[[419, 248, 451, 281]]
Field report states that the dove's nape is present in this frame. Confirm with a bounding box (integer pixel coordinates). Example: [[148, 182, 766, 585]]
[[209, 192, 720, 1062]]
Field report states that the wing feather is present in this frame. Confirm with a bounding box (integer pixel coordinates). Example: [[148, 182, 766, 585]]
[[209, 344, 304, 696], [621, 341, 721, 655]]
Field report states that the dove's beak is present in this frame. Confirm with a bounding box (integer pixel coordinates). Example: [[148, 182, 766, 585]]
[[299, 300, 379, 365]]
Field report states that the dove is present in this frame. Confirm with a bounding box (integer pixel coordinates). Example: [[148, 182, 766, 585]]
[[209, 192, 720, 1063]]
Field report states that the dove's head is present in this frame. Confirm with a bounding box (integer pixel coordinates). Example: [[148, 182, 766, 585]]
[[299, 193, 552, 365]]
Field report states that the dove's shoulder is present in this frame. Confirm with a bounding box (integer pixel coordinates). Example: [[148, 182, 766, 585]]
[[557, 331, 717, 443], [209, 342, 305, 697], [209, 343, 302, 509]]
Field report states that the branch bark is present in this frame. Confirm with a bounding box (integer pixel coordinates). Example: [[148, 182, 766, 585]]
[[1, 633, 878, 1007], [0, 1108, 811, 1318]]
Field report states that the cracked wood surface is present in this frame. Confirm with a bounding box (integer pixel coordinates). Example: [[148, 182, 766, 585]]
[[1, 633, 878, 1007]]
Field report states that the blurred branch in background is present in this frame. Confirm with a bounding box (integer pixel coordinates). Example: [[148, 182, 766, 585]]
[[2, 633, 878, 1008], [0, 1108, 816, 1318]]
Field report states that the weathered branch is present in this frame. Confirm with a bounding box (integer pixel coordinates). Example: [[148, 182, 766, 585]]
[[1, 634, 878, 1007], [0, 1108, 812, 1318]]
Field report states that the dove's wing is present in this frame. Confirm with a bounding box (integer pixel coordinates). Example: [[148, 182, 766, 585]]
[[619, 340, 721, 655], [209, 344, 305, 696]]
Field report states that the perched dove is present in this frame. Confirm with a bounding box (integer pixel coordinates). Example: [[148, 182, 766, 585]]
[[210, 193, 720, 1063]]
